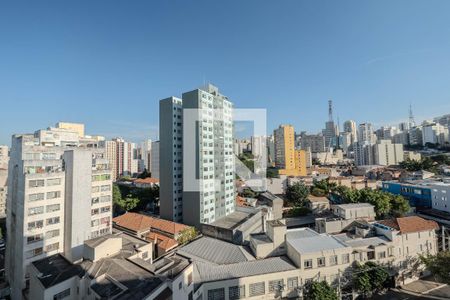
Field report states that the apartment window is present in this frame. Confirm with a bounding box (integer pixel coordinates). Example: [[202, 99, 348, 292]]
[[91, 208, 99, 216], [45, 242, 59, 252], [27, 233, 43, 244], [100, 206, 110, 214], [342, 253, 350, 264], [330, 255, 338, 266], [46, 204, 60, 213], [229, 286, 245, 300], [249, 282, 265, 297], [92, 174, 111, 181], [100, 195, 110, 203], [378, 251, 386, 259], [269, 279, 284, 293], [91, 197, 100, 205], [91, 219, 100, 227], [304, 259, 313, 269], [317, 257, 326, 267], [92, 186, 100, 193], [47, 178, 61, 186], [207, 288, 225, 300], [28, 220, 44, 230], [287, 277, 298, 289], [29, 180, 45, 188], [29, 193, 45, 202], [26, 247, 43, 259], [28, 206, 44, 216], [100, 185, 111, 192], [46, 191, 61, 199], [53, 288, 70, 300], [46, 216, 60, 225], [46, 229, 60, 239]]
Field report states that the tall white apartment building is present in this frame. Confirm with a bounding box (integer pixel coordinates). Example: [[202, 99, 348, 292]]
[[102, 137, 138, 181], [141, 139, 152, 172], [150, 140, 160, 179], [422, 122, 449, 145], [355, 141, 374, 166], [373, 140, 404, 166], [358, 123, 376, 144], [160, 97, 184, 223], [160, 84, 235, 228], [6, 126, 112, 299]]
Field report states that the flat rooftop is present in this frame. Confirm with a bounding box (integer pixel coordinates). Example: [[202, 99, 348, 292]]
[[286, 229, 349, 254], [208, 209, 258, 230], [334, 203, 374, 209], [32, 254, 85, 288]]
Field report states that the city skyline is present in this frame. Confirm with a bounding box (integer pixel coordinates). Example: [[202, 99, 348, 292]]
[[3, 1, 450, 144]]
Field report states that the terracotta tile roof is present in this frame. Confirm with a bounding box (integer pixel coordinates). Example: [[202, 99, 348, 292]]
[[133, 177, 159, 184], [113, 212, 189, 235], [378, 216, 439, 234], [147, 232, 178, 251], [236, 195, 251, 207]]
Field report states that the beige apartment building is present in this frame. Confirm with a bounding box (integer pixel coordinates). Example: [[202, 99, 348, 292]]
[[6, 125, 112, 299]]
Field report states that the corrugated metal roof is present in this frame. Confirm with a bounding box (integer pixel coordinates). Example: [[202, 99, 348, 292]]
[[178, 237, 254, 265], [287, 232, 349, 254], [194, 256, 297, 283]]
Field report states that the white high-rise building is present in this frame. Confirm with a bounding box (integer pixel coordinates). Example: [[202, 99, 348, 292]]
[[159, 84, 235, 228], [358, 123, 376, 144], [355, 141, 375, 166], [6, 125, 112, 299], [159, 97, 184, 223], [422, 122, 449, 145], [141, 139, 152, 172], [150, 140, 160, 179]]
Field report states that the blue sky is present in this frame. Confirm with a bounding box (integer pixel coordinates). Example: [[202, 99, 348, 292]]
[[1, 1, 450, 145]]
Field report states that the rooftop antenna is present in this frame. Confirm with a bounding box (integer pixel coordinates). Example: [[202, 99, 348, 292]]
[[409, 103, 416, 127], [328, 99, 333, 122]]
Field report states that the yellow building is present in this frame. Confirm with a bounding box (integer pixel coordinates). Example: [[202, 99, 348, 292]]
[[55, 122, 85, 137], [274, 125, 307, 176]]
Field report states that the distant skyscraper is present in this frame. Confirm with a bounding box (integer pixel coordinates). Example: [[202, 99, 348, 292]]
[[159, 84, 235, 227], [6, 125, 112, 299], [141, 139, 152, 172], [102, 138, 139, 181], [358, 123, 376, 144], [343, 120, 357, 144], [323, 100, 338, 148], [274, 125, 307, 176]]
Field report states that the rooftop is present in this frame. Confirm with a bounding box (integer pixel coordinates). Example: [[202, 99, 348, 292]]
[[178, 236, 254, 264], [308, 195, 330, 203], [193, 256, 296, 283], [113, 212, 189, 235], [31, 254, 85, 289], [208, 208, 258, 230], [334, 233, 391, 248], [286, 228, 349, 254], [334, 203, 374, 209], [377, 216, 439, 234], [133, 177, 160, 184]]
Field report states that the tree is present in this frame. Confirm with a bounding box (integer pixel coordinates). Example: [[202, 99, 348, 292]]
[[286, 182, 309, 206], [352, 262, 390, 298], [266, 167, 279, 178], [116, 196, 140, 212], [420, 251, 450, 284], [113, 184, 123, 205], [305, 281, 338, 300], [177, 227, 199, 245], [390, 195, 410, 217], [313, 179, 337, 196], [285, 206, 311, 217]]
